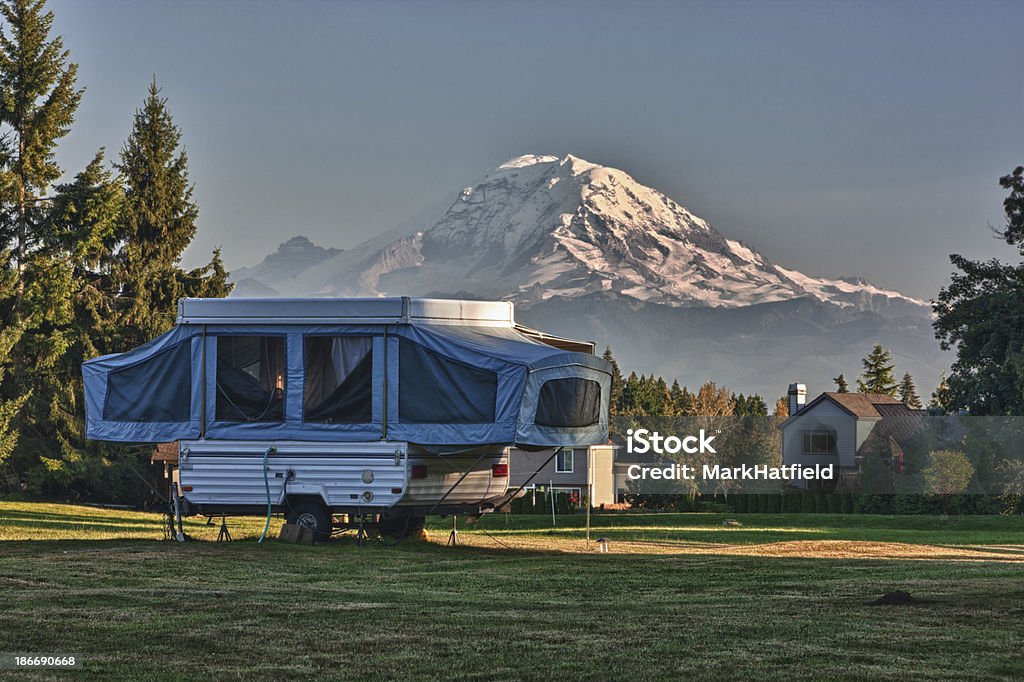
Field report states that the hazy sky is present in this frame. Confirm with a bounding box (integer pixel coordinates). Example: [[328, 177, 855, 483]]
[[49, 0, 1023, 299]]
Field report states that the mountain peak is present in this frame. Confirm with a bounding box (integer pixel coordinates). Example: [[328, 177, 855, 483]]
[[234, 155, 927, 315], [496, 154, 560, 170]]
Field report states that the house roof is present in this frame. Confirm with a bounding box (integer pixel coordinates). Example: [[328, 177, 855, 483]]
[[151, 442, 179, 463], [779, 392, 914, 428], [821, 392, 910, 418]]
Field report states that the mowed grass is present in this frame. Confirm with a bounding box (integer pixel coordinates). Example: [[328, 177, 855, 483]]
[[1, 502, 1023, 681]]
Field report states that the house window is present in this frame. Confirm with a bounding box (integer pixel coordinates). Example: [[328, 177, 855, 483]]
[[802, 429, 837, 455], [216, 336, 285, 422], [303, 336, 372, 423], [556, 449, 574, 473]]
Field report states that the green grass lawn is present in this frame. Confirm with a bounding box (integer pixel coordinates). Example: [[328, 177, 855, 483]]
[[1, 501, 1023, 680]]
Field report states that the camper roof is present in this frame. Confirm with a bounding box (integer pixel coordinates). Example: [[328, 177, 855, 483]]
[[176, 297, 597, 353], [177, 297, 515, 326]]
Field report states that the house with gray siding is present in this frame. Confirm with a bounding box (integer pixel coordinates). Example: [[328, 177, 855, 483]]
[[779, 391, 920, 490], [509, 445, 618, 507]]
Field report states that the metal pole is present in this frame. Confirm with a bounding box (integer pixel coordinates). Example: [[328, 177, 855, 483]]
[[586, 448, 592, 544], [550, 479, 556, 527]]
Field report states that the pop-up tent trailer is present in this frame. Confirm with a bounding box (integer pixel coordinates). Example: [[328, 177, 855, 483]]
[[83, 297, 612, 538]]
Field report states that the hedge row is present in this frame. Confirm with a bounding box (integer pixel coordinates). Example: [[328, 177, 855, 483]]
[[630, 493, 1021, 515]]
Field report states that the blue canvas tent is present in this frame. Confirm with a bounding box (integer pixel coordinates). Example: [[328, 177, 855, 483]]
[[83, 298, 612, 449]]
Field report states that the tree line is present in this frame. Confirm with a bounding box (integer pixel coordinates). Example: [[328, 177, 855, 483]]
[[603, 342, 941, 419], [0, 0, 228, 503]]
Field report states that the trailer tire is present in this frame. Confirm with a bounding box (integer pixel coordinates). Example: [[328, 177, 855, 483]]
[[286, 501, 332, 540]]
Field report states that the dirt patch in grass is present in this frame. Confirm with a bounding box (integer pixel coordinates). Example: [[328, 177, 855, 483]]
[[444, 533, 1024, 562]]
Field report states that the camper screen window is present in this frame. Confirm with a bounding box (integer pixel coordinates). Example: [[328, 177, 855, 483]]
[[802, 430, 836, 455], [534, 378, 602, 428], [303, 336, 372, 423], [216, 336, 286, 422], [398, 340, 497, 423], [103, 341, 192, 422]]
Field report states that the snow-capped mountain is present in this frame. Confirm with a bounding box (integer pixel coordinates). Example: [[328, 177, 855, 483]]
[[235, 154, 927, 316], [232, 154, 945, 399]]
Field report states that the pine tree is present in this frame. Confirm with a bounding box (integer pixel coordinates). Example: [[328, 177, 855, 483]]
[[0, 0, 83, 481], [734, 393, 767, 416], [833, 373, 849, 393], [898, 371, 922, 409], [668, 380, 687, 416], [22, 154, 124, 483], [856, 344, 898, 396], [114, 79, 230, 346], [0, 258, 27, 465], [0, 0, 82, 323], [655, 377, 671, 416], [602, 347, 623, 414], [619, 371, 640, 416]]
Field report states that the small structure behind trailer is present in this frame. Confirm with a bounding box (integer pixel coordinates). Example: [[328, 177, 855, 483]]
[[84, 297, 612, 541]]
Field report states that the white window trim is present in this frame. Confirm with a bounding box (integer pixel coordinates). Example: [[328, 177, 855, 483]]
[[556, 450, 574, 474]]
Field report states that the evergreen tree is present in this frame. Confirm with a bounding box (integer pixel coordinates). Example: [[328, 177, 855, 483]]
[[114, 79, 230, 346], [602, 347, 623, 414], [833, 373, 849, 393], [668, 380, 688, 416], [933, 166, 1024, 415], [0, 0, 83, 483], [0, 257, 26, 465], [28, 154, 124, 484], [0, 0, 81, 322], [856, 344, 898, 396], [898, 371, 922, 409], [619, 371, 640, 416], [733, 393, 767, 416], [655, 376, 671, 416]]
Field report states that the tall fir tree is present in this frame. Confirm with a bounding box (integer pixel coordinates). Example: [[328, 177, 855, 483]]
[[833, 373, 849, 393], [898, 371, 922, 409], [654, 376, 671, 416], [668, 379, 689, 416], [856, 344, 898, 396], [0, 255, 26, 465], [0, 0, 84, 483], [732, 393, 767, 416], [619, 371, 640, 416], [602, 347, 623, 415], [114, 79, 230, 347]]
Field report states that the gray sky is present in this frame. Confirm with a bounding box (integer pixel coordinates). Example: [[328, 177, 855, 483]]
[[50, 0, 1023, 300]]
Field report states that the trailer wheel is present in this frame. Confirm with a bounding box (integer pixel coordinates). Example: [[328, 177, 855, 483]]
[[287, 501, 332, 540]]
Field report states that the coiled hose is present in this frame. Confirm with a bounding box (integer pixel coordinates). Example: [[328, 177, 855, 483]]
[[257, 446, 276, 543]]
